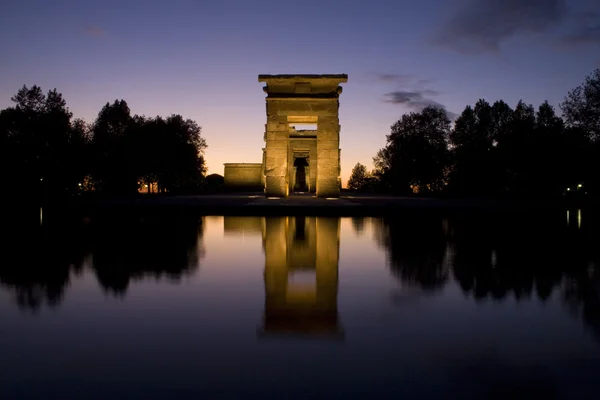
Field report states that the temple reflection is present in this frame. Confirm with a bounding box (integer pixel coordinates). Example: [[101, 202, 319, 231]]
[[224, 216, 342, 338]]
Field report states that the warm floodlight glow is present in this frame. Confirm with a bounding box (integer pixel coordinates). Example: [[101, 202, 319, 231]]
[[578, 209, 582, 229], [326, 198, 338, 200], [78, 183, 82, 187], [578, 184, 583, 188], [268, 197, 280, 200], [248, 195, 260, 198]]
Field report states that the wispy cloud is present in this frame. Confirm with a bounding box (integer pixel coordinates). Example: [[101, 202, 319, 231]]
[[378, 74, 457, 119], [431, 0, 567, 54], [383, 90, 444, 108]]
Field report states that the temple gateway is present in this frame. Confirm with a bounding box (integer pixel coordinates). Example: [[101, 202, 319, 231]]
[[224, 74, 348, 198]]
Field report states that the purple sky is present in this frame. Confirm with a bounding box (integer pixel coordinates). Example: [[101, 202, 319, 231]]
[[1, 0, 598, 184]]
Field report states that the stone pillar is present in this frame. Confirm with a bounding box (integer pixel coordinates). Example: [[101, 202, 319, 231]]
[[264, 115, 289, 197], [316, 114, 341, 198], [261, 148, 266, 188], [309, 141, 317, 193]]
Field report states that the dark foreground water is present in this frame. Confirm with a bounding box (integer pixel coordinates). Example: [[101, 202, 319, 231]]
[[1, 209, 599, 399]]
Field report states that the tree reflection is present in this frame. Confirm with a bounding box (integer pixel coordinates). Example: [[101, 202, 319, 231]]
[[351, 217, 366, 237], [0, 209, 90, 312], [449, 211, 586, 302], [372, 213, 449, 292], [90, 214, 205, 296], [371, 209, 600, 346]]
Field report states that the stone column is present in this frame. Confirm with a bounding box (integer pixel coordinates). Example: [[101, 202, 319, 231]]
[[316, 114, 341, 198], [309, 141, 317, 193], [264, 115, 289, 197], [261, 148, 266, 188]]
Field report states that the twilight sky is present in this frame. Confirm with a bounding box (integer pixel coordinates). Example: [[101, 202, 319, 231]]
[[1, 0, 599, 184]]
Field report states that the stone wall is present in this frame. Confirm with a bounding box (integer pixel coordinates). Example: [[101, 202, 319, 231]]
[[223, 163, 264, 190]]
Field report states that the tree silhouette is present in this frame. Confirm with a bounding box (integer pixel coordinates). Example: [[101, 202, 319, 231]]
[[561, 68, 600, 195], [347, 162, 371, 191], [90, 100, 136, 194], [0, 85, 84, 203], [449, 100, 502, 196], [374, 106, 451, 195]]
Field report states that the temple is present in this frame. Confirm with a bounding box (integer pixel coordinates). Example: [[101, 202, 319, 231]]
[[224, 74, 348, 198]]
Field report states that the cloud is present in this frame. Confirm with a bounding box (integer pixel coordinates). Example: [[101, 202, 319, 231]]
[[376, 73, 457, 119], [431, 0, 567, 54], [84, 26, 105, 37], [383, 90, 457, 120]]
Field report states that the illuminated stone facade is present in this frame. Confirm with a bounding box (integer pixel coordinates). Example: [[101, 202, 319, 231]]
[[223, 74, 347, 197], [223, 163, 263, 190]]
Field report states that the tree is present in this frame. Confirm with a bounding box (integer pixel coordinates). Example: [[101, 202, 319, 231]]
[[90, 100, 136, 194], [347, 162, 370, 191], [449, 100, 501, 196], [133, 114, 207, 194], [561, 68, 600, 143], [561, 68, 600, 194], [1, 85, 79, 203], [494, 100, 536, 194], [376, 106, 451, 195]]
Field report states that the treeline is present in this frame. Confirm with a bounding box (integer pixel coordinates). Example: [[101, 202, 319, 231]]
[[348, 68, 600, 199], [0, 85, 207, 204]]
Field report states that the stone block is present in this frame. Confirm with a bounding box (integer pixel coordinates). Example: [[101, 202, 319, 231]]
[[316, 178, 340, 198], [266, 149, 287, 159], [265, 165, 287, 177], [265, 131, 289, 142], [266, 122, 288, 131], [317, 131, 339, 141], [316, 139, 338, 149], [223, 163, 264, 189], [317, 164, 339, 177], [265, 176, 287, 197]]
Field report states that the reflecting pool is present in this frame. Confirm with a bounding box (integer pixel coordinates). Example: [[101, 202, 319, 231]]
[[1, 210, 599, 399]]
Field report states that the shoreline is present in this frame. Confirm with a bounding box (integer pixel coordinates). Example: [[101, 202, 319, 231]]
[[32, 192, 592, 218]]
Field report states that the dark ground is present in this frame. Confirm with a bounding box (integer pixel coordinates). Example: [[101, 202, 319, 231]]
[[52, 192, 584, 218]]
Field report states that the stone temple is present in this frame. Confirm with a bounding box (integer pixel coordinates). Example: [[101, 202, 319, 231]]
[[224, 74, 348, 198]]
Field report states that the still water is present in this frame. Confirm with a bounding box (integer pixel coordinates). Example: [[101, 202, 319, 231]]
[[1, 210, 599, 399]]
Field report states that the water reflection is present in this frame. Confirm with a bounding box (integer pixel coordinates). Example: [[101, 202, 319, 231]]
[[372, 215, 449, 292], [368, 210, 600, 346], [2, 210, 600, 398], [90, 216, 205, 296], [224, 216, 342, 338], [0, 211, 205, 309], [1, 211, 89, 311]]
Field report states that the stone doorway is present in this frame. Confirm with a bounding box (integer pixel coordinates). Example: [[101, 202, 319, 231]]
[[293, 157, 309, 192]]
